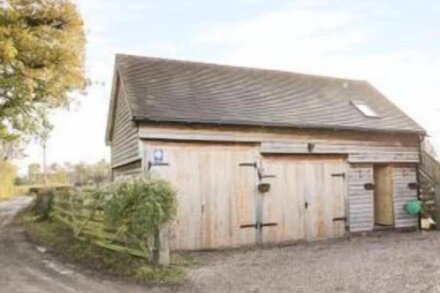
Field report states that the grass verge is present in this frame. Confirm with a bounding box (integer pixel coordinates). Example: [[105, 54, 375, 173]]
[[21, 211, 186, 285]]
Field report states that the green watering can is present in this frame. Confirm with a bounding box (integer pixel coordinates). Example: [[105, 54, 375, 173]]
[[404, 199, 422, 215]]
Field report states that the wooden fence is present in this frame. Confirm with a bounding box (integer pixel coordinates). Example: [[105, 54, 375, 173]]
[[420, 151, 440, 183], [51, 193, 150, 260]]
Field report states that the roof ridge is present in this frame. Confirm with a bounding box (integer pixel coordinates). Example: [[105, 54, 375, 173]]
[[115, 53, 367, 84]]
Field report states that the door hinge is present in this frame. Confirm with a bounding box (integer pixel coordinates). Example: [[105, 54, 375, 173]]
[[240, 222, 278, 229], [239, 162, 257, 168], [148, 161, 169, 170], [331, 172, 345, 178]]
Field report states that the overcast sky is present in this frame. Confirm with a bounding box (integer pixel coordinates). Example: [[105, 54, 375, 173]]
[[15, 0, 440, 174]]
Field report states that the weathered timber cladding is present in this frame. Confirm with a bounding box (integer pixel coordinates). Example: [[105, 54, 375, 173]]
[[112, 160, 142, 180], [139, 124, 420, 237], [139, 124, 420, 147], [261, 155, 346, 242], [111, 84, 140, 167], [348, 164, 374, 232], [144, 141, 259, 250], [393, 166, 418, 228], [139, 124, 419, 163]]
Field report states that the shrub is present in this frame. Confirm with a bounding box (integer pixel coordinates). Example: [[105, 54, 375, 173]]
[[104, 179, 178, 264], [31, 186, 73, 220]]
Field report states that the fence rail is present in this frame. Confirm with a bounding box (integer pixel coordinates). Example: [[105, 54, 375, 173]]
[[51, 195, 150, 259], [420, 151, 440, 184]]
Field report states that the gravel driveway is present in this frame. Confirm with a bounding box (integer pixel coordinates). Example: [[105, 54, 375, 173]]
[[2, 196, 440, 292], [184, 232, 440, 293]]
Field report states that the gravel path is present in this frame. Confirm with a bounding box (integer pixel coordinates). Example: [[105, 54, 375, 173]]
[[182, 232, 440, 293], [2, 196, 440, 292]]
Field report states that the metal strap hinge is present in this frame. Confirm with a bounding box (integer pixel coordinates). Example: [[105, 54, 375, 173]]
[[331, 173, 345, 178], [240, 222, 278, 229], [239, 162, 257, 168], [148, 161, 169, 170]]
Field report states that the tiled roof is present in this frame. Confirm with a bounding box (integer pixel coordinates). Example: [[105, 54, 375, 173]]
[[115, 54, 425, 134]]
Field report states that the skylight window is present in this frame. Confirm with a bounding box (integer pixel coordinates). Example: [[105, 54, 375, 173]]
[[351, 101, 380, 118]]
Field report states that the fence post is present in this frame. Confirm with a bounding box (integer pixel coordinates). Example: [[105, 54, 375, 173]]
[[151, 224, 170, 266], [159, 223, 170, 265], [435, 184, 440, 230]]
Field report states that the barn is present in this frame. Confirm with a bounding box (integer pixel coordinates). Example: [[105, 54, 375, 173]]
[[105, 54, 426, 250]]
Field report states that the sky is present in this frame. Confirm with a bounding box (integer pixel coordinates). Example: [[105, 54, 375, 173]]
[[15, 0, 440, 174]]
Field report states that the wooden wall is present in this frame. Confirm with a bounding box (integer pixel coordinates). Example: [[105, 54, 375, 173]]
[[144, 142, 259, 250], [347, 164, 419, 232], [110, 83, 140, 168], [393, 166, 418, 228], [112, 160, 142, 181], [137, 123, 420, 247], [347, 164, 374, 232]]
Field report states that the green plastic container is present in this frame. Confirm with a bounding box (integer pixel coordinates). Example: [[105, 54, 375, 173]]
[[404, 199, 422, 215]]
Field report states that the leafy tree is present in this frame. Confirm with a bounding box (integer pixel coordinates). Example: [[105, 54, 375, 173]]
[[25, 160, 111, 186], [27, 162, 40, 183], [0, 160, 17, 198], [90, 159, 110, 187], [0, 0, 86, 143]]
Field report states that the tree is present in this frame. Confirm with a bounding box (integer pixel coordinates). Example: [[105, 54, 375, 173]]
[[0, 160, 17, 198], [0, 0, 86, 143], [90, 159, 110, 187], [27, 162, 40, 184]]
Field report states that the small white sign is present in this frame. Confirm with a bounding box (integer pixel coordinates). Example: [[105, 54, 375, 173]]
[[153, 149, 164, 163]]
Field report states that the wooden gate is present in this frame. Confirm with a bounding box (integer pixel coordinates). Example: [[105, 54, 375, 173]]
[[261, 155, 347, 242], [144, 142, 259, 250]]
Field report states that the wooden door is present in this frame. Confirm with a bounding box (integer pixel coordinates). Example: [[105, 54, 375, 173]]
[[303, 158, 346, 240], [374, 165, 394, 226], [259, 156, 305, 243], [145, 142, 258, 250], [262, 156, 346, 243]]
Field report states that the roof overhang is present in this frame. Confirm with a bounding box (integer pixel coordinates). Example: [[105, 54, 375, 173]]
[[105, 62, 121, 146], [134, 117, 427, 136]]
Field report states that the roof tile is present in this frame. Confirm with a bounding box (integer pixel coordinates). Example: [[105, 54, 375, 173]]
[[116, 54, 425, 134]]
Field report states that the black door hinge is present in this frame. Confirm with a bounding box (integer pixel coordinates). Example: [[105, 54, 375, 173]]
[[240, 222, 278, 229], [331, 173, 345, 178], [239, 162, 257, 168], [148, 161, 169, 170]]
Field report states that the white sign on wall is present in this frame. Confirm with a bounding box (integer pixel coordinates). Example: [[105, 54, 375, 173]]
[[153, 149, 164, 163]]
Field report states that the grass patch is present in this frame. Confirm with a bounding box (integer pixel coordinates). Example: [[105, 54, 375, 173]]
[[21, 211, 186, 285]]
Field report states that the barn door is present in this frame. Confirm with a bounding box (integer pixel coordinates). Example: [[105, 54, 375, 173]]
[[144, 142, 258, 250], [261, 156, 346, 243], [303, 159, 346, 240], [259, 157, 305, 243]]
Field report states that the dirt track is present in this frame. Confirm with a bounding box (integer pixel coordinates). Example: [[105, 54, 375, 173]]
[[2, 196, 440, 292], [0, 197, 149, 293]]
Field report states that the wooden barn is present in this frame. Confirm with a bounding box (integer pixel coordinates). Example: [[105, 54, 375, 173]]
[[105, 54, 426, 250]]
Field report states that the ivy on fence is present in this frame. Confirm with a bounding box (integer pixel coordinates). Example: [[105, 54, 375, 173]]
[[49, 179, 177, 265]]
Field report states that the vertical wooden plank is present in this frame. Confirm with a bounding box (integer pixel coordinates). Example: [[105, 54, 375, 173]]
[[145, 141, 257, 250], [435, 184, 440, 230], [393, 166, 418, 228], [374, 165, 394, 226], [347, 164, 374, 232], [261, 156, 346, 242], [260, 157, 305, 243]]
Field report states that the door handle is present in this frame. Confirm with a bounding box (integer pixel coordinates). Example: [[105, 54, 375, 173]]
[[305, 201, 309, 209]]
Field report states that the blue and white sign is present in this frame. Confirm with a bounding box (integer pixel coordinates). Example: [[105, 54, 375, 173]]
[[153, 149, 164, 163]]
